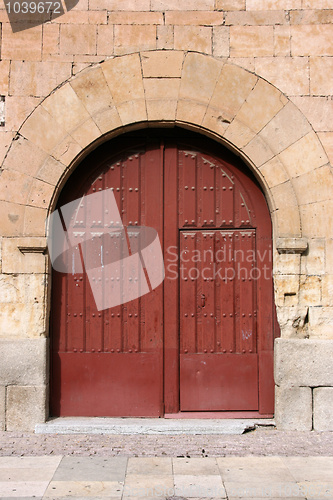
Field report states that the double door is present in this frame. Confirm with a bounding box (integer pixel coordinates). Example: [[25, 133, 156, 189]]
[[51, 136, 276, 416]]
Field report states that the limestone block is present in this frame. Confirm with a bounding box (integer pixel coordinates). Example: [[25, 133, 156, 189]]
[[275, 206, 301, 237], [271, 181, 298, 211], [90, 0, 150, 9], [242, 134, 275, 167], [0, 386, 5, 431], [5, 96, 41, 133], [216, 0, 245, 9], [322, 275, 333, 307], [212, 26, 229, 58], [71, 119, 102, 149], [276, 237, 308, 254], [275, 305, 309, 338], [223, 120, 255, 149], [70, 67, 114, 117], [326, 239, 333, 273], [0, 339, 48, 385], [141, 51, 184, 78], [96, 25, 114, 56], [1, 23, 42, 61], [23, 206, 48, 237], [174, 26, 212, 53], [60, 25, 97, 56], [101, 54, 144, 105], [0, 169, 32, 206], [146, 100, 178, 122], [299, 275, 322, 306], [9, 61, 72, 98], [42, 24, 60, 57], [166, 11, 224, 25], [275, 385, 312, 431], [144, 78, 180, 100], [318, 132, 333, 166], [274, 253, 301, 276], [293, 166, 333, 206], [255, 57, 310, 96], [180, 53, 222, 105], [0, 274, 45, 305], [51, 138, 82, 166], [290, 9, 333, 25], [6, 385, 48, 432], [20, 106, 67, 154], [0, 60, 10, 94], [0, 201, 25, 237], [36, 157, 66, 186], [300, 200, 333, 239], [274, 275, 300, 307], [279, 131, 328, 179], [27, 179, 55, 210], [114, 25, 157, 55], [42, 84, 90, 136], [236, 79, 287, 135], [246, 0, 301, 8], [303, 0, 333, 7], [313, 387, 333, 431], [108, 12, 163, 24], [0, 132, 14, 166], [225, 10, 287, 26], [176, 100, 208, 126], [2, 136, 47, 178], [275, 338, 333, 386], [290, 96, 333, 133], [157, 26, 174, 50], [0, 302, 46, 339], [259, 102, 312, 156], [274, 26, 291, 56], [230, 26, 274, 57], [259, 157, 290, 188], [308, 307, 333, 339], [291, 25, 333, 56], [116, 100, 147, 125], [2, 238, 46, 273], [151, 0, 214, 10], [303, 239, 326, 276], [209, 64, 257, 121], [93, 107, 123, 135]]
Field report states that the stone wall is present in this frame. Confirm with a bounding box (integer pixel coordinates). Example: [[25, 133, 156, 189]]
[[0, 0, 332, 430]]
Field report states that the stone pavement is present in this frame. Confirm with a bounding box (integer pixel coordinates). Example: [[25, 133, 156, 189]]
[[0, 455, 333, 499]]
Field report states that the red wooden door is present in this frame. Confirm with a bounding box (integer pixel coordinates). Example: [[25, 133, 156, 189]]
[[51, 130, 277, 417]]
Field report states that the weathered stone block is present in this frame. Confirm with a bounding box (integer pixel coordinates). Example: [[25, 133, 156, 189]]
[[318, 132, 333, 166], [23, 206, 48, 237], [291, 25, 333, 56], [230, 26, 274, 57], [71, 119, 102, 149], [212, 26, 230, 58], [246, 0, 301, 8], [157, 25, 174, 50], [242, 134, 275, 167], [275, 338, 333, 386], [152, 0, 214, 10], [20, 106, 67, 154], [141, 51, 184, 78], [101, 54, 145, 105], [313, 387, 333, 431], [291, 96, 333, 133], [300, 201, 333, 239], [216, 0, 245, 9], [0, 201, 25, 237], [308, 306, 333, 339], [180, 53, 222, 105], [293, 166, 333, 205], [93, 107, 122, 135], [275, 385, 312, 431], [2, 238, 46, 273], [299, 275, 322, 306], [144, 78, 180, 100], [255, 57, 309, 96], [90, 0, 151, 9], [114, 25, 157, 55], [0, 386, 5, 431], [166, 11, 224, 25], [1, 23, 42, 61], [274, 26, 290, 56], [5, 95, 41, 133], [225, 10, 287, 26], [279, 131, 328, 179], [108, 12, 163, 24], [6, 385, 48, 432], [60, 25, 97, 56], [174, 26, 212, 53], [70, 66, 114, 116], [259, 157, 290, 189], [0, 339, 48, 386], [2, 136, 47, 179], [0, 61, 10, 94]]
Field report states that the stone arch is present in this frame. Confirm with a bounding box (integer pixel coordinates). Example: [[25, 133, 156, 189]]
[[1, 50, 331, 339]]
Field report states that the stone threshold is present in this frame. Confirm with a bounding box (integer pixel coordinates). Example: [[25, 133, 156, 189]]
[[35, 417, 275, 435]]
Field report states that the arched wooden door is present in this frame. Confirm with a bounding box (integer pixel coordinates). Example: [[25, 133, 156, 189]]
[[50, 129, 278, 417]]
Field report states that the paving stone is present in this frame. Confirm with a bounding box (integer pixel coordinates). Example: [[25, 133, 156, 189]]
[[44, 480, 124, 497], [173, 474, 226, 498], [53, 456, 128, 481], [173, 457, 220, 475], [127, 457, 172, 475], [0, 481, 48, 497]]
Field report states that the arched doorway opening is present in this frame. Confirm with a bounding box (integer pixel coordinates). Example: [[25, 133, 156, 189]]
[[50, 127, 279, 418]]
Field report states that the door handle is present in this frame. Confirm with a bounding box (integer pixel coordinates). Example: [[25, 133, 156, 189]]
[[201, 294, 206, 307]]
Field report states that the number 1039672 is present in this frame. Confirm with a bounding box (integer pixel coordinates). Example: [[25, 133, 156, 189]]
[[6, 2, 61, 14]]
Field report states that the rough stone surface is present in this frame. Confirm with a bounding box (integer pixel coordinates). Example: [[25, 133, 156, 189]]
[[313, 387, 333, 431], [6, 385, 48, 432], [0, 386, 5, 431], [275, 339, 333, 387], [275, 386, 312, 431], [0, 339, 48, 386]]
